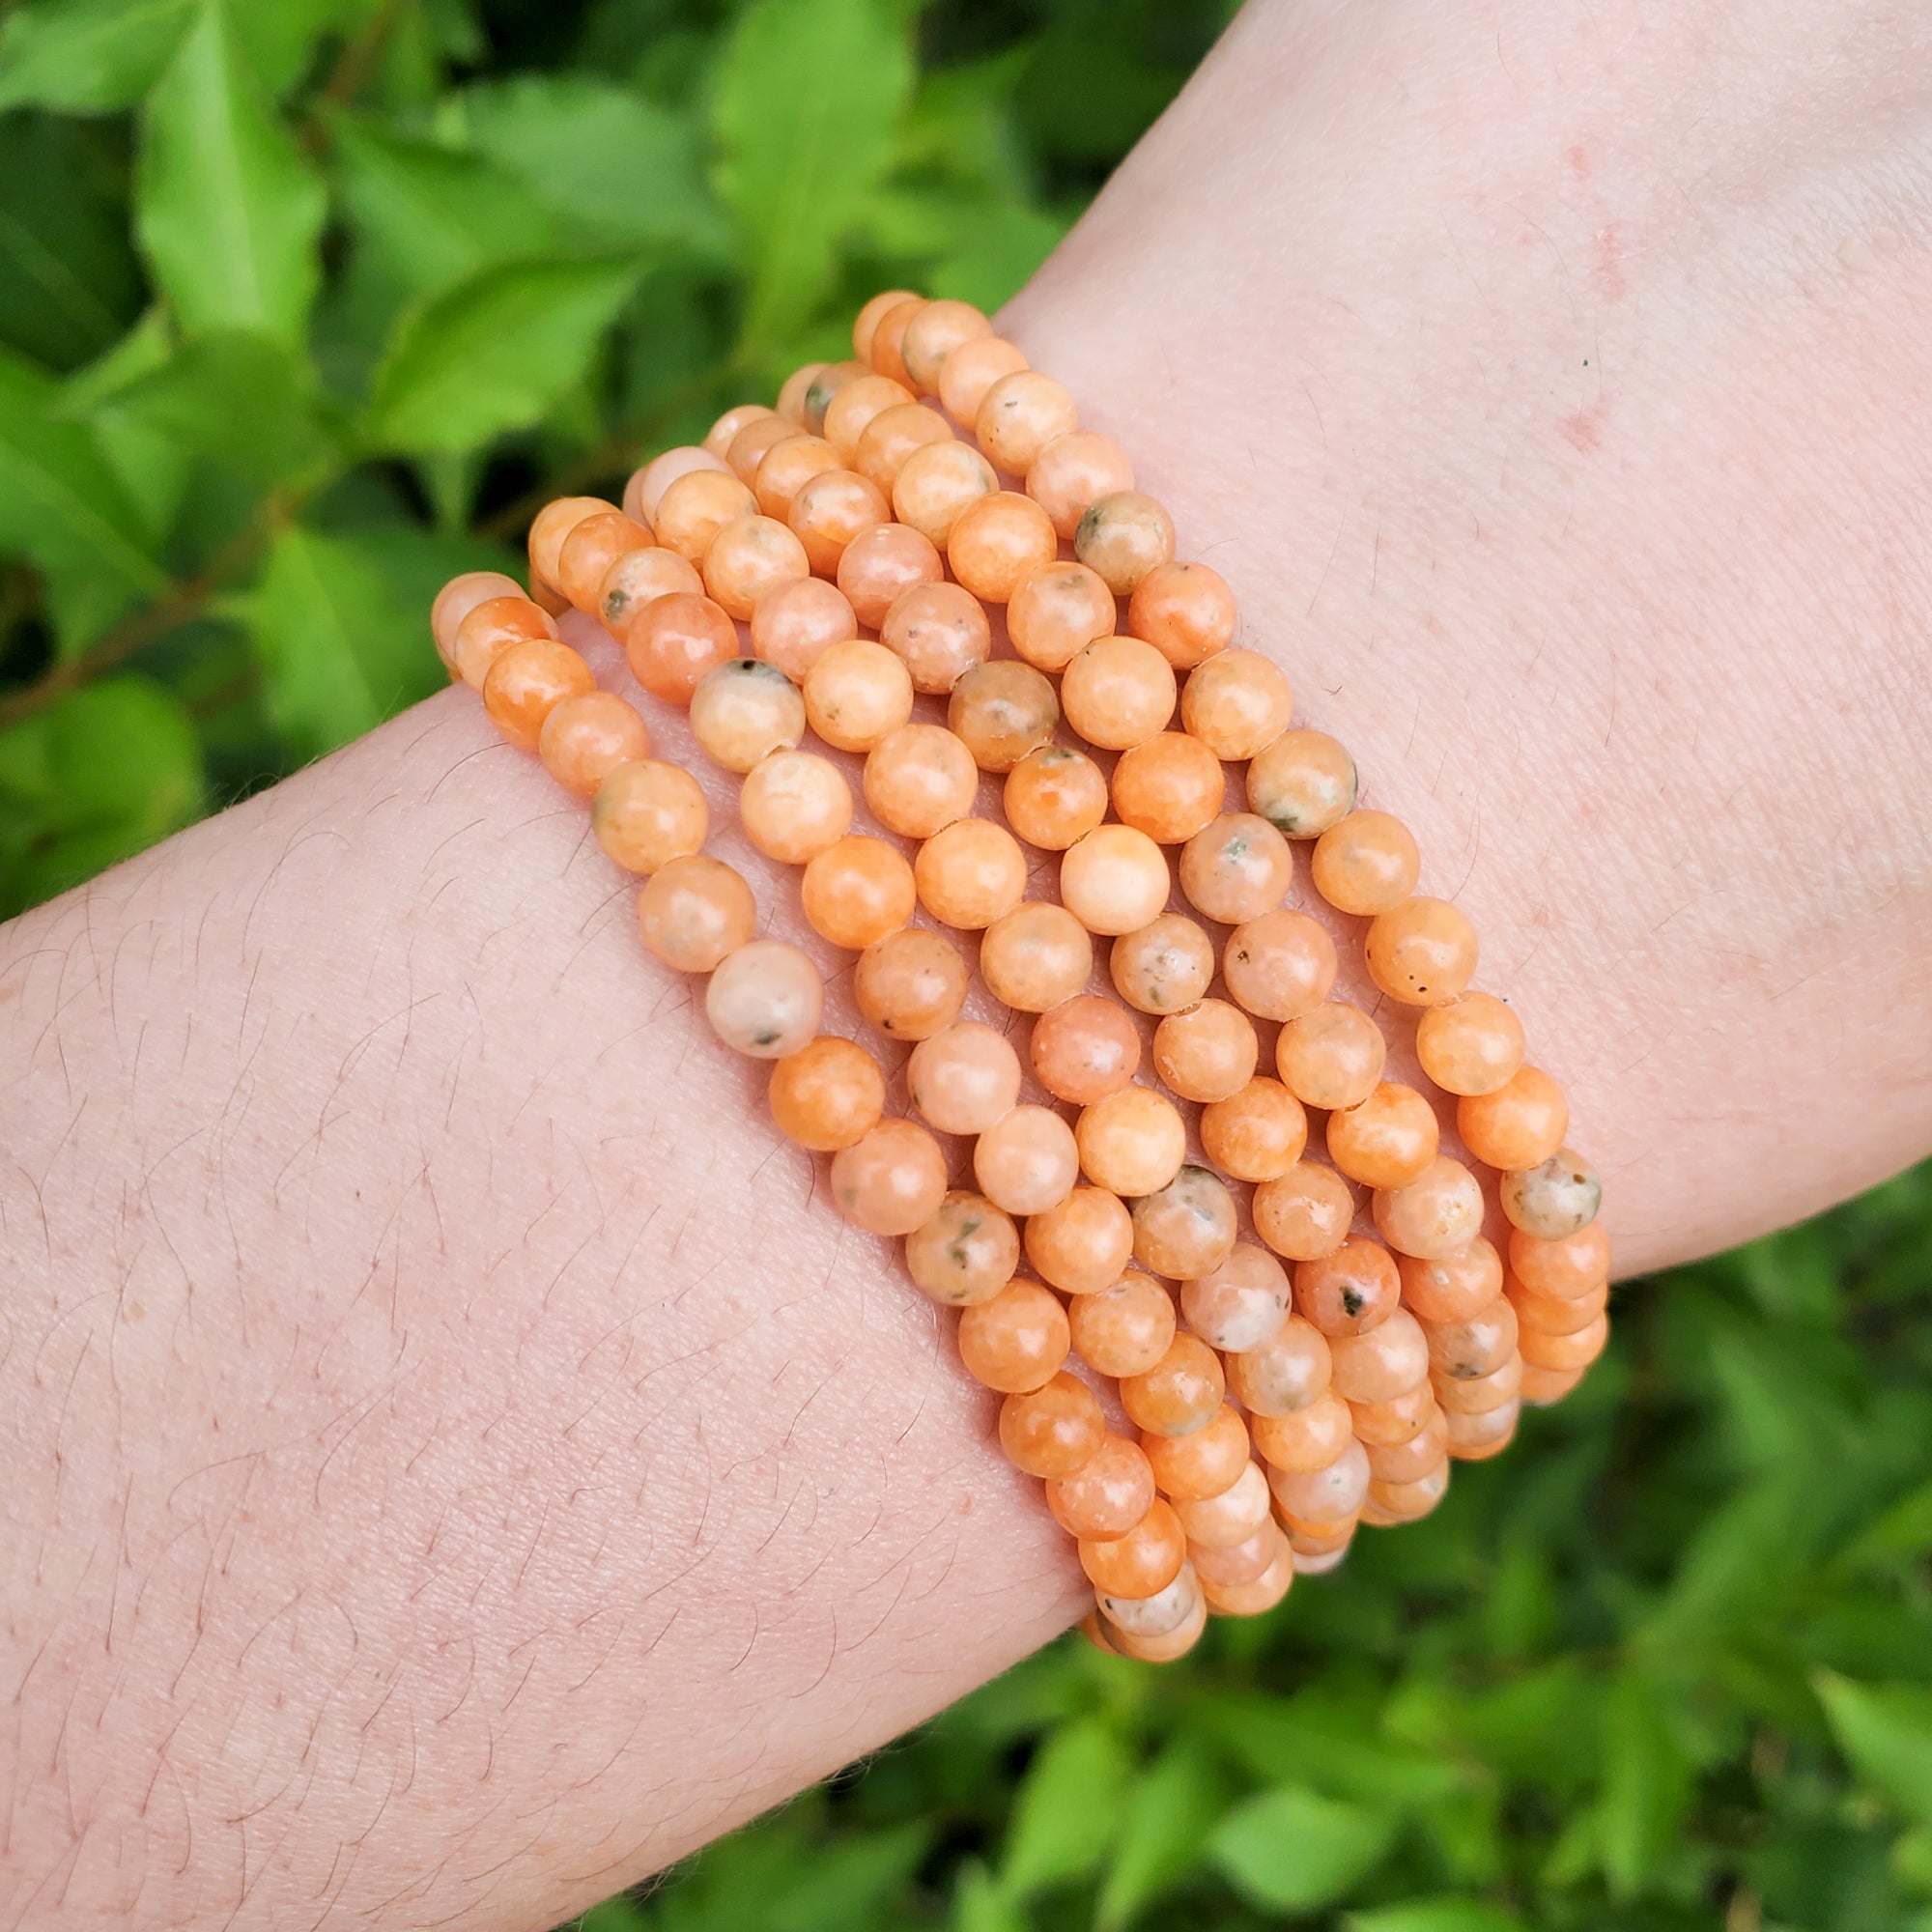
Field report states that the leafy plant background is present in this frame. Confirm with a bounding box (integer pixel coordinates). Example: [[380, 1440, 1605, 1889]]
[[0, 2, 1928, 1928]]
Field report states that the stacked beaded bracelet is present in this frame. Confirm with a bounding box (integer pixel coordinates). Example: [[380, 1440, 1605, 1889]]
[[429, 290, 1611, 1663]]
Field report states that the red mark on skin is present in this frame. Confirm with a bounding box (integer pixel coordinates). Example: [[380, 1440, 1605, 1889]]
[[1596, 222, 1627, 301], [1561, 401, 1608, 452], [1567, 144, 1591, 181]]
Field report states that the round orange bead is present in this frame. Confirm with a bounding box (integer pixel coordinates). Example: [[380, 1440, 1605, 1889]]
[[974, 1104, 1080, 1217], [599, 545, 703, 640], [1268, 1436, 1371, 1526], [892, 439, 997, 547], [1252, 1162, 1355, 1262], [1131, 1165, 1237, 1280], [898, 298, 991, 392], [740, 748, 851, 864], [1499, 1150, 1602, 1241], [1327, 1082, 1440, 1189], [1349, 1379, 1438, 1444], [654, 469, 759, 567], [538, 690, 651, 795], [557, 511, 653, 613], [853, 290, 920, 364], [1141, 1403, 1248, 1498], [1366, 896, 1480, 1008], [1179, 648, 1294, 762], [528, 495, 618, 589], [705, 939, 822, 1059], [1444, 1399, 1520, 1454], [1200, 1076, 1309, 1182], [830, 1118, 949, 1236], [1000, 1371, 1106, 1479], [1026, 1186, 1135, 1295], [1415, 992, 1527, 1098], [980, 902, 1093, 1012], [750, 433, 838, 517], [905, 1191, 1019, 1306], [453, 594, 556, 690], [1060, 825, 1172, 936], [1275, 1003, 1386, 1112], [799, 361, 863, 437], [1180, 1242, 1293, 1354], [593, 758, 707, 874], [787, 468, 889, 575], [803, 638, 914, 752], [1189, 1520, 1278, 1588], [1179, 812, 1293, 923], [482, 638, 593, 747], [1121, 1333, 1226, 1438], [1373, 1154, 1486, 1261], [1427, 1296, 1520, 1382], [1458, 1066, 1570, 1172], [1223, 909, 1338, 1022], [432, 569, 525, 666], [847, 922, 962, 1037], [1030, 994, 1141, 1106], [1224, 1310, 1331, 1415], [1109, 914, 1214, 1015], [866, 301, 923, 386], [1008, 559, 1117, 673], [748, 574, 857, 681], [626, 447, 726, 524], [1061, 635, 1178, 752], [627, 591, 739, 705], [1027, 430, 1134, 538], [948, 660, 1059, 772], [1295, 1235, 1401, 1336], [729, 413, 808, 487], [823, 373, 915, 463], [1174, 1461, 1272, 1548], [1508, 1222, 1611, 1298], [1005, 744, 1109, 851], [1311, 810, 1421, 917], [1329, 1306, 1429, 1403], [1510, 1276, 1608, 1335], [948, 491, 1059, 604], [1247, 729, 1357, 838], [638, 854, 755, 975], [864, 723, 978, 839], [836, 521, 943, 628], [907, 1021, 1022, 1136], [1067, 1271, 1176, 1377], [1433, 1354, 1524, 1415], [689, 658, 807, 773], [702, 513, 810, 620], [801, 834, 916, 950], [1112, 732, 1226, 845], [1047, 1435, 1155, 1542], [1365, 1406, 1450, 1484], [1076, 1086, 1187, 1199], [705, 402, 773, 459], [1127, 559, 1235, 669], [1249, 1392, 1353, 1473], [1152, 999, 1258, 1104], [958, 1279, 1071, 1394], [769, 1036, 887, 1152], [977, 369, 1078, 474], [1079, 1496, 1185, 1599], [939, 334, 1027, 424], [1074, 490, 1175, 595], [1399, 1239, 1505, 1324], [853, 401, 952, 497], [916, 817, 1028, 929], [878, 581, 989, 695]]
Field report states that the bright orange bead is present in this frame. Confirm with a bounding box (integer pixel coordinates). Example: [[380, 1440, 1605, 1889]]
[[835, 521, 943, 628], [1030, 993, 1141, 1106], [528, 496, 618, 589], [1047, 1435, 1155, 1541], [1074, 490, 1174, 595], [1131, 1165, 1237, 1280], [432, 569, 525, 667], [1190, 1520, 1278, 1588], [701, 514, 809, 621], [1008, 560, 1117, 673], [1112, 733, 1226, 844], [1432, 1353, 1523, 1414], [625, 447, 724, 525], [823, 372, 916, 463], [1000, 1371, 1106, 1478], [948, 491, 1059, 604], [1326, 1082, 1440, 1189], [626, 591, 738, 705], [1349, 1378, 1438, 1444], [1224, 1310, 1331, 1414], [788, 468, 889, 576], [1174, 1460, 1272, 1548], [801, 835, 916, 950], [1268, 1436, 1371, 1526], [1508, 1221, 1611, 1298], [453, 594, 556, 690], [1079, 1496, 1185, 1599], [974, 1104, 1080, 1216], [537, 691, 651, 796], [1200, 1076, 1309, 1182], [1179, 812, 1293, 923], [705, 402, 774, 459], [855, 928, 968, 1039], [1025, 436, 1134, 550], [1509, 1275, 1608, 1335], [908, 1021, 1022, 1136], [853, 289, 920, 364], [1499, 1150, 1603, 1241], [866, 300, 923, 386], [1026, 1186, 1135, 1295], [482, 638, 593, 747], [1141, 1403, 1248, 1497], [1061, 635, 1178, 751], [892, 439, 998, 547], [1180, 1242, 1293, 1354], [829, 1118, 949, 1236], [980, 902, 1093, 1012], [1311, 810, 1421, 917], [1199, 1527, 1295, 1614], [1275, 1004, 1386, 1113], [1373, 1155, 1486, 1261], [938, 334, 1028, 424], [976, 369, 1077, 474], [557, 511, 654, 613], [948, 660, 1059, 772], [775, 362, 824, 427], [1364, 1405, 1449, 1484], [957, 1279, 1070, 1394], [740, 748, 851, 864], [1252, 1162, 1355, 1262], [689, 658, 806, 773], [751, 433, 838, 517], [748, 575, 857, 681], [802, 639, 914, 753], [1060, 825, 1172, 936], [1416, 992, 1527, 1098], [1005, 745, 1109, 851], [864, 722, 978, 839], [915, 817, 1027, 929], [1295, 1235, 1401, 1336], [1121, 1333, 1226, 1437], [1223, 909, 1338, 1022], [1329, 1306, 1429, 1402], [704, 939, 822, 1058], [853, 401, 952, 496], [1180, 648, 1293, 761], [1366, 896, 1479, 1008], [1076, 1086, 1187, 1199], [1247, 729, 1357, 837], [879, 581, 989, 695], [638, 854, 755, 974], [654, 469, 759, 566], [1126, 559, 1236, 669], [1249, 1391, 1354, 1472], [1152, 998, 1258, 1104], [900, 298, 991, 393], [1458, 1066, 1570, 1172], [1398, 1239, 1505, 1324], [1444, 1399, 1520, 1454], [598, 545, 703, 640], [768, 1036, 887, 1152], [905, 1192, 1020, 1306], [1109, 914, 1215, 1015], [1067, 1272, 1176, 1378], [593, 758, 707, 875], [729, 413, 808, 487]]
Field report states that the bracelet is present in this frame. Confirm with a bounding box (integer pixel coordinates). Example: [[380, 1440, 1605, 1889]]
[[428, 290, 1610, 1663]]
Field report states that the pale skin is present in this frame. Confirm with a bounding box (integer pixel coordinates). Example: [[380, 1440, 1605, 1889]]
[[5, 0, 1932, 1923]]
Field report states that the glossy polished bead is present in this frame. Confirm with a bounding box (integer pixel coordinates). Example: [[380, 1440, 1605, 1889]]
[[1061, 635, 1177, 750], [1000, 1372, 1106, 1478], [1326, 1082, 1440, 1189], [905, 1191, 1020, 1306], [908, 1022, 1022, 1136], [864, 724, 976, 840], [853, 289, 920, 363], [740, 748, 851, 864], [1365, 1405, 1449, 1484], [1311, 810, 1421, 917], [1047, 1434, 1155, 1541], [823, 373, 915, 462], [948, 491, 1058, 603], [1080, 1496, 1185, 1599], [1179, 812, 1293, 923], [1427, 1294, 1520, 1382], [1121, 1333, 1226, 1437], [599, 545, 703, 639], [705, 939, 823, 1059], [800, 360, 863, 436], [557, 511, 654, 612], [1199, 1077, 1309, 1182], [788, 468, 890, 575], [1295, 1235, 1401, 1336], [1101, 1563, 1203, 1644], [974, 1104, 1080, 1216], [854, 927, 968, 1039], [1127, 559, 1236, 669], [1268, 1437, 1371, 1524], [836, 521, 942, 628], [1030, 994, 1141, 1106], [879, 581, 990, 694], [1110, 914, 1215, 1014], [1113, 733, 1226, 844], [538, 691, 651, 795], [1067, 1270, 1177, 1378], [948, 660, 1059, 771], [1247, 729, 1357, 837], [866, 302, 922, 386], [1225, 1312, 1332, 1417], [528, 496, 618, 589], [627, 447, 727, 524], [627, 591, 738, 704], [1433, 1353, 1523, 1414], [655, 469, 759, 566], [801, 834, 916, 950], [769, 1037, 886, 1152], [638, 855, 755, 975], [1500, 1150, 1603, 1240], [958, 1279, 1071, 1394], [1398, 1239, 1505, 1323], [1520, 1360, 1586, 1406], [892, 439, 998, 547], [1076, 1086, 1187, 1199], [1508, 1222, 1611, 1297], [1142, 1404, 1249, 1498], [1075, 490, 1175, 594], [705, 402, 773, 459], [1005, 745, 1109, 850], [1026, 1186, 1135, 1294], [750, 433, 838, 516], [1181, 1242, 1291, 1352], [916, 817, 1027, 929], [1444, 1399, 1520, 1456], [939, 334, 1029, 423], [1027, 430, 1134, 538], [1008, 560, 1117, 672], [853, 401, 952, 496], [1520, 1310, 1607, 1370], [1131, 1165, 1237, 1280], [689, 658, 807, 773], [802, 639, 914, 752], [1249, 1391, 1353, 1472], [730, 414, 810, 488], [1459, 1066, 1570, 1172], [1275, 1003, 1386, 1113], [1060, 825, 1172, 936], [1252, 1162, 1355, 1262], [1373, 1155, 1486, 1261], [1152, 999, 1258, 1103], [1509, 1280, 1606, 1335], [829, 1118, 949, 1236], [977, 369, 1078, 473], [1180, 649, 1294, 761], [1189, 1520, 1277, 1587], [593, 759, 707, 874], [1199, 1529, 1295, 1615], [1369, 1462, 1450, 1522], [1329, 1306, 1429, 1402], [1175, 1460, 1272, 1548], [747, 575, 857, 682], [1350, 1378, 1441, 1445], [453, 594, 556, 690], [1365, 896, 1479, 1007], [980, 903, 1094, 1011], [432, 570, 525, 665], [1415, 992, 1527, 1098], [1223, 910, 1338, 1022]]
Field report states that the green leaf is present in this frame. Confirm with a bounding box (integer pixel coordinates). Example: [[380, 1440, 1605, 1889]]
[[1344, 1903, 1522, 1932], [1096, 1740, 1231, 1930], [55, 309, 194, 544], [712, 0, 912, 347], [1597, 1673, 1693, 1900], [768, 1822, 929, 1932], [574, 1894, 650, 1932], [930, 204, 1066, 315], [1817, 1672, 1932, 1828], [135, 0, 327, 345], [363, 253, 642, 454], [998, 1717, 1129, 1903], [1209, 1786, 1398, 1915], [229, 0, 376, 99], [951, 1860, 1025, 1932], [0, 0, 196, 114]]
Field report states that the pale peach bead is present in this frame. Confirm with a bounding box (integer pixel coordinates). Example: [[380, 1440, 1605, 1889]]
[[835, 522, 943, 628], [1366, 896, 1480, 1008], [748, 575, 857, 682], [1060, 635, 1177, 752], [1179, 648, 1293, 762], [557, 512, 654, 612], [1126, 560, 1236, 670], [706, 402, 773, 459], [1076, 1086, 1186, 1199], [689, 658, 807, 773], [1075, 490, 1175, 595], [858, 931, 966, 1043], [1223, 910, 1338, 1022], [483, 638, 594, 746], [1311, 810, 1421, 917], [1365, 1404, 1449, 1484], [1200, 1529, 1295, 1615], [1275, 1004, 1386, 1113], [537, 691, 650, 795], [768, 1036, 886, 1152], [916, 817, 1027, 929], [1030, 994, 1141, 1106], [1268, 1437, 1370, 1525], [1005, 745, 1109, 851], [1189, 1520, 1277, 1587], [1499, 1151, 1603, 1240], [853, 289, 920, 364], [1350, 1378, 1441, 1446], [1067, 1271, 1176, 1378], [729, 413, 809, 487], [800, 360, 864, 437], [1109, 914, 1215, 1015], [899, 298, 990, 393], [1508, 1222, 1612, 1298], [1416, 992, 1527, 1098], [1398, 1239, 1505, 1324], [1327, 1082, 1440, 1190], [908, 1022, 1022, 1136], [1173, 1460, 1272, 1548], [958, 1279, 1070, 1394], [974, 1104, 1080, 1216], [1295, 1234, 1400, 1336], [1443, 1398, 1520, 1456], [980, 902, 1093, 1013], [1027, 429, 1133, 537], [627, 447, 727, 524], [803, 639, 914, 753], [1180, 1241, 1291, 1353], [1459, 1066, 1570, 1172], [1121, 1333, 1226, 1438], [788, 468, 889, 576], [1153, 999, 1258, 1104], [1060, 825, 1171, 937], [749, 433, 837, 516], [1142, 1405, 1248, 1501], [999, 1371, 1105, 1479], [867, 299, 923, 385], [1250, 1391, 1354, 1473], [1369, 1462, 1450, 1522], [1226, 1313, 1332, 1416], [739, 748, 851, 864], [1080, 1495, 1185, 1599], [1007, 560, 1117, 673], [638, 854, 755, 975], [863, 723, 977, 839], [453, 594, 557, 690], [1329, 1306, 1429, 1403], [1112, 733, 1226, 845], [829, 1118, 949, 1236], [938, 333, 1029, 424], [1048, 1434, 1156, 1542], [1252, 1162, 1355, 1262], [1509, 1279, 1607, 1335], [1247, 729, 1357, 838], [599, 544, 703, 639], [701, 514, 809, 621], [654, 468, 758, 567], [1025, 1186, 1135, 1295], [1179, 812, 1293, 924], [1131, 1165, 1237, 1280], [948, 491, 1058, 605], [1433, 1353, 1523, 1414], [976, 369, 1077, 474], [905, 1191, 1019, 1306], [1520, 1361, 1586, 1406], [432, 570, 525, 666], [1373, 1154, 1486, 1261], [1199, 1076, 1309, 1182], [853, 402, 952, 497], [592, 758, 707, 874], [823, 373, 916, 463], [704, 939, 823, 1059], [948, 660, 1059, 772], [1102, 1566, 1203, 1644], [528, 496, 618, 589], [626, 591, 738, 704], [879, 581, 989, 695], [801, 835, 916, 950], [892, 438, 998, 546], [1427, 1294, 1520, 1382]]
